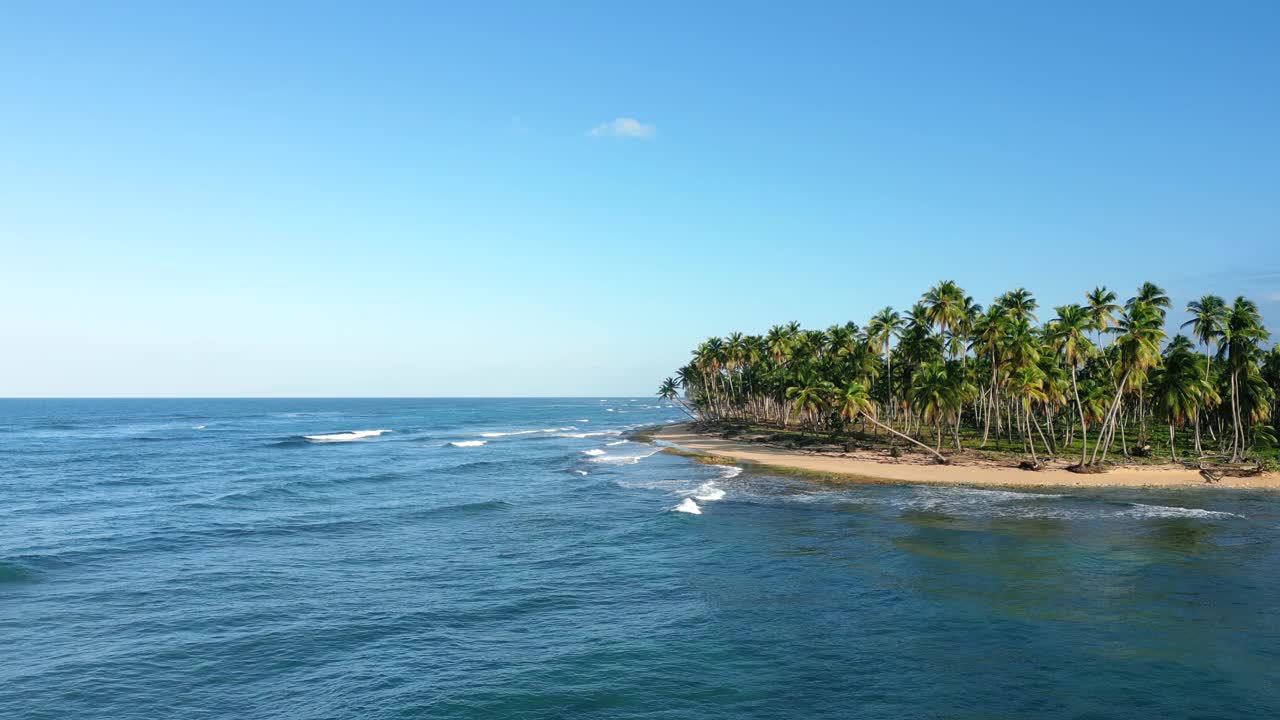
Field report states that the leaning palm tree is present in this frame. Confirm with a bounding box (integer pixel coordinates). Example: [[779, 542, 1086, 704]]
[[834, 382, 946, 462], [657, 377, 679, 402], [1048, 304, 1096, 466]]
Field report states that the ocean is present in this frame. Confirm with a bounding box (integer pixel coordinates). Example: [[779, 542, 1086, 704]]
[[1, 398, 1277, 719]]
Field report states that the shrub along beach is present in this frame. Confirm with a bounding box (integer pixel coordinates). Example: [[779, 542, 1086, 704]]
[[657, 282, 1280, 488]]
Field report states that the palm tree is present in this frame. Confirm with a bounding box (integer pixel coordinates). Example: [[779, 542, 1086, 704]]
[[922, 281, 966, 360], [1219, 297, 1270, 461], [663, 281, 1270, 473], [1010, 365, 1049, 464], [1085, 286, 1121, 345], [1150, 340, 1217, 461], [786, 383, 831, 431], [658, 376, 698, 420], [866, 307, 903, 412], [1182, 295, 1226, 374], [1048, 304, 1096, 466], [971, 305, 1007, 446], [1090, 299, 1166, 465], [1129, 282, 1171, 320], [997, 288, 1039, 323], [912, 362, 958, 451]]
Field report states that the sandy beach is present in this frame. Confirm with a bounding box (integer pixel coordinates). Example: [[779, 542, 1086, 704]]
[[653, 424, 1280, 490]]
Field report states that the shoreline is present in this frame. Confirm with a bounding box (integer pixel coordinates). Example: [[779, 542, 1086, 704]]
[[650, 424, 1280, 490]]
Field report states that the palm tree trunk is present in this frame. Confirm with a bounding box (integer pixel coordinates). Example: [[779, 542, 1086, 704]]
[[1025, 409, 1039, 465], [1090, 370, 1131, 465], [982, 361, 997, 447], [1069, 365, 1086, 467], [861, 413, 946, 462]]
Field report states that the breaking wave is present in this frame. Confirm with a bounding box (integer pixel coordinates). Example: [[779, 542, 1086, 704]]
[[693, 482, 726, 501], [558, 430, 622, 439], [448, 440, 487, 448], [672, 498, 702, 514], [303, 430, 392, 443], [587, 447, 663, 465], [479, 427, 575, 438]]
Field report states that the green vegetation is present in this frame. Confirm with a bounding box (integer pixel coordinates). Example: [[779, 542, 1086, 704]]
[[659, 282, 1280, 469]]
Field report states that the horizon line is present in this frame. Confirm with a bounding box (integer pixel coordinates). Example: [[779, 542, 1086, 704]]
[[0, 395, 658, 400]]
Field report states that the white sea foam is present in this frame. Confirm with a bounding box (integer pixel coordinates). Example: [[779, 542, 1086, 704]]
[[585, 447, 663, 465], [304, 429, 392, 442], [582, 449, 607, 456], [673, 498, 702, 514], [713, 464, 743, 480], [606, 440, 630, 446], [879, 486, 1242, 521], [694, 482, 726, 501], [577, 419, 590, 423], [558, 430, 623, 438], [192, 425, 206, 430], [572, 469, 589, 476], [448, 440, 487, 448], [1123, 503, 1242, 520], [479, 426, 575, 438]]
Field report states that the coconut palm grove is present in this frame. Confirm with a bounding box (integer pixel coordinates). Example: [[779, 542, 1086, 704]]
[[661, 282, 1280, 470]]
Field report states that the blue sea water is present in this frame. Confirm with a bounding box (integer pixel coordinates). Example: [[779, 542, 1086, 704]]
[[1, 398, 1277, 719]]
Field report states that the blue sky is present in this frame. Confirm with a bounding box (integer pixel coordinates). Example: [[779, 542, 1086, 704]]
[[2, 1, 1277, 396]]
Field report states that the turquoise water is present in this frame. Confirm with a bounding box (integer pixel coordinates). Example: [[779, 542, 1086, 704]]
[[2, 399, 1277, 719]]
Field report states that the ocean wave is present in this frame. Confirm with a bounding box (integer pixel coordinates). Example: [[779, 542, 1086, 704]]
[[582, 449, 607, 456], [192, 425, 206, 430], [571, 470, 589, 476], [479, 427, 575, 438], [407, 499, 512, 518], [606, 440, 630, 446], [673, 498, 702, 514], [693, 482, 726, 501], [448, 440, 487, 448], [881, 487, 1242, 521], [1123, 503, 1242, 520], [0, 561, 36, 585], [304, 430, 392, 443], [588, 447, 663, 465], [557, 430, 622, 438], [713, 464, 743, 480], [577, 419, 590, 423]]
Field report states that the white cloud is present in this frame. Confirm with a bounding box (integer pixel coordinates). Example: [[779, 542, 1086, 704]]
[[588, 117, 656, 139]]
